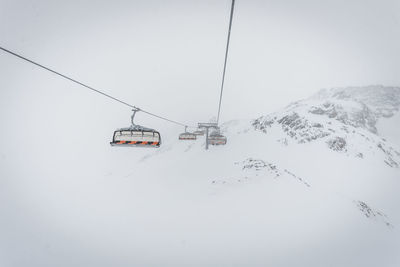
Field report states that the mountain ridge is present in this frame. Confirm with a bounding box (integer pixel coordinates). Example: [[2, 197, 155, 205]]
[[251, 85, 400, 168]]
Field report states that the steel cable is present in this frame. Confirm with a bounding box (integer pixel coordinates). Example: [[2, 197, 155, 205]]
[[0, 46, 190, 127], [216, 0, 235, 125]]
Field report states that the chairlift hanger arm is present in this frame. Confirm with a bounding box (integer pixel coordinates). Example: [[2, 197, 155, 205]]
[[131, 108, 140, 126]]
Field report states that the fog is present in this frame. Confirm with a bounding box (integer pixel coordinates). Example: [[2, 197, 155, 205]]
[[1, 0, 399, 266], [1, 0, 399, 123]]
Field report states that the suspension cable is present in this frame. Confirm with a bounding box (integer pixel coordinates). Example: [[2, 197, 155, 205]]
[[216, 0, 235, 125], [0, 46, 190, 127]]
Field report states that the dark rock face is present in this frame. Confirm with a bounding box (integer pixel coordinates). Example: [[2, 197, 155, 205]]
[[238, 158, 280, 175], [309, 101, 377, 134], [253, 112, 331, 144], [355, 201, 392, 228], [377, 143, 399, 168], [327, 137, 347, 152], [235, 158, 311, 187], [252, 117, 274, 133]]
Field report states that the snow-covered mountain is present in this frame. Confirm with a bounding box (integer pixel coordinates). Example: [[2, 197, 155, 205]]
[[119, 85, 400, 266], [1, 85, 399, 266], [252, 85, 400, 168]]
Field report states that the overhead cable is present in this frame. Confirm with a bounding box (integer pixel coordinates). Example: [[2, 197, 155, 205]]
[[216, 0, 235, 125], [0, 46, 190, 127]]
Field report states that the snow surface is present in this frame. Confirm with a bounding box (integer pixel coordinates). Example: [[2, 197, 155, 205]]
[[377, 111, 400, 148], [1, 86, 399, 266]]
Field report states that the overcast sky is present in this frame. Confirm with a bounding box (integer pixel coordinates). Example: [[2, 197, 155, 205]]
[[1, 1, 400, 265], [1, 0, 399, 125]]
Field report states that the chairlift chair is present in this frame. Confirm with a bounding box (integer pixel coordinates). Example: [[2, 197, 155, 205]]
[[179, 126, 197, 140], [110, 108, 161, 147], [208, 129, 227, 145]]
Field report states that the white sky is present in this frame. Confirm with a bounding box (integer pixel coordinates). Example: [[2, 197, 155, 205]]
[[1, 1, 400, 265], [1, 0, 399, 125]]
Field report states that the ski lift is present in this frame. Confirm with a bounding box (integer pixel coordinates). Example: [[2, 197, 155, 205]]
[[110, 108, 161, 147], [179, 126, 197, 140], [208, 129, 227, 145]]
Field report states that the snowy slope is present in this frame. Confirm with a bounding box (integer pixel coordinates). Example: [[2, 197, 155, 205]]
[[127, 85, 400, 266], [377, 111, 400, 148], [252, 85, 400, 167], [1, 86, 399, 266]]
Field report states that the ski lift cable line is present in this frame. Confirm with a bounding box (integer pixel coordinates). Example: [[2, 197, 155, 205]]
[[0, 46, 191, 128], [216, 0, 235, 125]]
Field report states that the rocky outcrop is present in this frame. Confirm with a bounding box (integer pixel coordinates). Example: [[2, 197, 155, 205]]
[[252, 86, 400, 168]]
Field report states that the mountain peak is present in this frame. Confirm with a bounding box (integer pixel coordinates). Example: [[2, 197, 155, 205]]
[[252, 85, 400, 168], [312, 85, 400, 118]]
